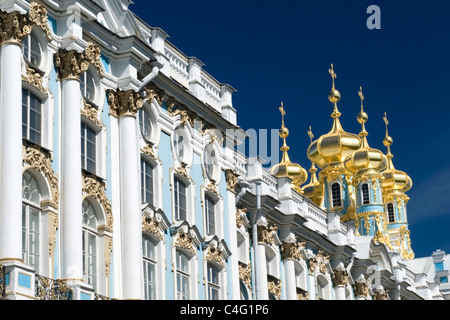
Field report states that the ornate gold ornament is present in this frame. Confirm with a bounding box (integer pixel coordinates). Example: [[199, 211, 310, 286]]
[[205, 246, 225, 268], [167, 100, 196, 127], [142, 83, 165, 106], [82, 174, 113, 232], [81, 100, 102, 128], [0, 2, 52, 44], [308, 256, 318, 275], [174, 230, 196, 254], [175, 163, 189, 179], [374, 288, 389, 300], [23, 65, 47, 93], [257, 224, 278, 246], [0, 10, 32, 44], [281, 241, 304, 261], [84, 42, 105, 77], [297, 290, 309, 300], [239, 262, 252, 290], [141, 144, 157, 160], [332, 268, 349, 287], [107, 88, 145, 118], [236, 208, 247, 228], [22, 144, 59, 206], [205, 181, 219, 196], [317, 251, 329, 274], [354, 279, 369, 298], [267, 277, 282, 300], [225, 169, 239, 194], [55, 42, 104, 81], [28, 2, 52, 41], [142, 214, 163, 240]]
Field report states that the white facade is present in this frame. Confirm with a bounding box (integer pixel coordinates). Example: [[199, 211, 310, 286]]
[[0, 0, 447, 301]]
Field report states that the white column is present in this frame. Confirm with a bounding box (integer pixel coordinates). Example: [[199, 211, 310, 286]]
[[60, 77, 83, 281], [283, 259, 297, 300], [334, 285, 346, 300], [256, 242, 268, 300], [119, 114, 142, 299], [0, 42, 23, 262]]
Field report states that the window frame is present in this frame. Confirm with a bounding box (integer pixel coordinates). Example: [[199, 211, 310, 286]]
[[205, 195, 216, 236], [174, 176, 188, 222], [82, 199, 99, 290], [206, 262, 220, 300], [175, 250, 191, 300], [22, 88, 43, 146], [22, 32, 42, 69], [141, 157, 155, 205], [361, 183, 370, 205], [22, 172, 42, 273], [81, 121, 97, 175], [387, 203, 395, 223], [330, 182, 342, 208], [142, 235, 157, 300]]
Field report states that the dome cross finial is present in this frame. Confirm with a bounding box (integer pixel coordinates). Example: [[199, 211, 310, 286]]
[[329, 64, 337, 90], [358, 86, 365, 113]]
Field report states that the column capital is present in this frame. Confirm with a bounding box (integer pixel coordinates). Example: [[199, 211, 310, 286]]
[[55, 42, 104, 81], [0, 2, 53, 46], [55, 49, 90, 81], [281, 241, 305, 261], [106, 88, 145, 118], [0, 10, 32, 45], [332, 267, 349, 287]]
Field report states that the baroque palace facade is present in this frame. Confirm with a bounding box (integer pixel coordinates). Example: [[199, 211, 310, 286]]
[[0, 0, 448, 301]]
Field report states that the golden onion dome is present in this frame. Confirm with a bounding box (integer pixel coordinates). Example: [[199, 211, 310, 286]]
[[307, 64, 361, 168], [271, 103, 308, 192], [302, 127, 323, 204], [344, 87, 387, 175], [380, 113, 412, 193]]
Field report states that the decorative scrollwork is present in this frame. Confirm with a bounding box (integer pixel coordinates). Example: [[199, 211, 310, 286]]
[[35, 275, 72, 300]]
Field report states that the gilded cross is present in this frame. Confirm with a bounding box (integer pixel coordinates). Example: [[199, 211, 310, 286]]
[[329, 64, 337, 90], [383, 112, 389, 135], [279, 102, 286, 127], [358, 86, 364, 112], [307, 126, 314, 143]]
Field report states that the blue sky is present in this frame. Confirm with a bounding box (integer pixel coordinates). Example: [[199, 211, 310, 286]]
[[131, 0, 450, 258]]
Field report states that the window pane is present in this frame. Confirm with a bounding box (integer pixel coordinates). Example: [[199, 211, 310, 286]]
[[141, 159, 154, 204], [331, 183, 341, 207], [22, 90, 42, 145], [206, 197, 215, 235], [362, 184, 370, 204]]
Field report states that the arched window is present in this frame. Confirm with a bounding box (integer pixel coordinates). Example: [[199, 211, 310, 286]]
[[176, 250, 190, 300], [206, 263, 220, 300], [139, 107, 153, 142], [387, 203, 395, 223], [331, 183, 342, 208], [361, 183, 370, 205], [82, 200, 98, 290], [22, 33, 41, 68], [22, 89, 42, 145], [240, 280, 249, 300], [80, 70, 96, 103], [142, 236, 157, 300], [141, 158, 154, 205], [22, 172, 42, 272]]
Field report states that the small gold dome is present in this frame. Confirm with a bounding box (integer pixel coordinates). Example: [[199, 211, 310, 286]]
[[344, 91, 387, 175], [380, 113, 413, 193], [271, 103, 308, 191], [381, 135, 412, 193], [307, 65, 362, 169]]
